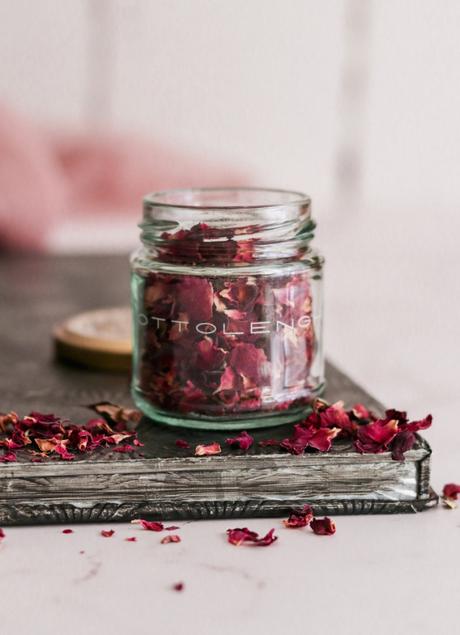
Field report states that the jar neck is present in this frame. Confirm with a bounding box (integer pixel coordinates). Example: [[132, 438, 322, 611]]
[[140, 188, 316, 265]]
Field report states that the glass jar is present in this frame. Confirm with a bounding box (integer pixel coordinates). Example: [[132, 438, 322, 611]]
[[130, 188, 324, 430]]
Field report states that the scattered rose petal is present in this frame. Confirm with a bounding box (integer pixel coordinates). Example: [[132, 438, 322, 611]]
[[173, 582, 184, 592], [442, 483, 460, 508], [175, 439, 190, 449], [442, 483, 460, 500], [0, 451, 17, 463], [227, 527, 277, 547], [225, 431, 254, 451], [62, 529, 74, 534], [310, 517, 336, 536], [125, 537, 137, 542], [131, 519, 164, 532], [195, 442, 221, 456], [101, 530, 115, 538], [283, 504, 314, 528], [161, 534, 181, 544], [0, 528, 5, 540], [165, 525, 180, 531]]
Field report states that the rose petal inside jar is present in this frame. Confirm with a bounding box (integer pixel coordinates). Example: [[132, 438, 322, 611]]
[[136, 271, 316, 418]]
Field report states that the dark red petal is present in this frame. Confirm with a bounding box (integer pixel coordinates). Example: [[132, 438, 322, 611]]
[[310, 517, 336, 535], [443, 483, 460, 500], [165, 525, 180, 531], [0, 528, 5, 540], [101, 529, 115, 538], [354, 419, 399, 454], [227, 527, 277, 547], [390, 430, 416, 461], [175, 439, 190, 449], [125, 537, 137, 542], [62, 529, 74, 534], [172, 582, 184, 592], [161, 534, 181, 544], [225, 431, 254, 451], [195, 442, 221, 456], [132, 519, 164, 532], [406, 414, 433, 432], [0, 451, 17, 463], [283, 504, 314, 528]]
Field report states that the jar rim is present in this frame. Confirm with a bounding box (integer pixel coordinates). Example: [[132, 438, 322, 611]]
[[143, 187, 311, 211]]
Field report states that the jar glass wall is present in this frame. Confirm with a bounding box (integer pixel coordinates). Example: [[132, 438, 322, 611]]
[[130, 188, 325, 430]]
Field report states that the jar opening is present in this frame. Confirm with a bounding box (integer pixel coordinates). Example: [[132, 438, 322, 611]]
[[140, 187, 315, 265], [144, 187, 310, 210]]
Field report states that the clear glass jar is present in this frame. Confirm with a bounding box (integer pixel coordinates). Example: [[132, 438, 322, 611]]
[[130, 188, 324, 430]]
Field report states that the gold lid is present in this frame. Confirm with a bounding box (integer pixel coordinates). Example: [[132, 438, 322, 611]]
[[53, 307, 132, 372]]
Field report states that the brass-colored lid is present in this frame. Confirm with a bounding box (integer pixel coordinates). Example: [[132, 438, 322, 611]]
[[53, 307, 132, 372]]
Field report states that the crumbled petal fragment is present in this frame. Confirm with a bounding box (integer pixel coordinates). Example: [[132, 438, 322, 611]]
[[165, 525, 180, 531], [161, 534, 181, 544], [125, 537, 137, 542], [227, 527, 277, 547], [131, 519, 164, 532], [310, 517, 336, 536], [283, 504, 314, 528], [88, 401, 142, 429], [0, 528, 5, 540], [62, 529, 74, 534], [101, 529, 115, 538], [175, 439, 190, 449], [225, 430, 254, 451], [173, 582, 184, 592], [195, 442, 222, 456]]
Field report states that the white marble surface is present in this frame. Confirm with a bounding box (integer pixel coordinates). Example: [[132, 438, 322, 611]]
[[2, 203, 460, 635]]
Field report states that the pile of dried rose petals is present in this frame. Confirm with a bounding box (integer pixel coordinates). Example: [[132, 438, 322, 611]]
[[0, 403, 143, 464], [272, 399, 432, 461], [181, 400, 432, 462]]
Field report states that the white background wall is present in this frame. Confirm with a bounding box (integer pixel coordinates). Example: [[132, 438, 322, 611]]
[[0, 0, 459, 472]]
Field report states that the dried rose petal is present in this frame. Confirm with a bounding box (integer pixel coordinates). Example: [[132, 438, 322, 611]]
[[310, 517, 336, 536], [89, 402, 142, 428], [443, 483, 460, 499], [165, 525, 180, 531], [175, 439, 190, 449], [131, 519, 164, 532], [125, 537, 137, 542], [283, 504, 314, 528], [172, 582, 184, 592], [0, 528, 5, 540], [225, 430, 254, 451], [227, 527, 277, 547], [62, 529, 74, 534], [101, 529, 115, 538], [0, 451, 17, 463], [161, 534, 181, 544], [354, 418, 399, 454], [195, 442, 221, 456]]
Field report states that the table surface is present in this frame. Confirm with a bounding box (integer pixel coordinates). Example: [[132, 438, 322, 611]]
[[0, 254, 458, 635]]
